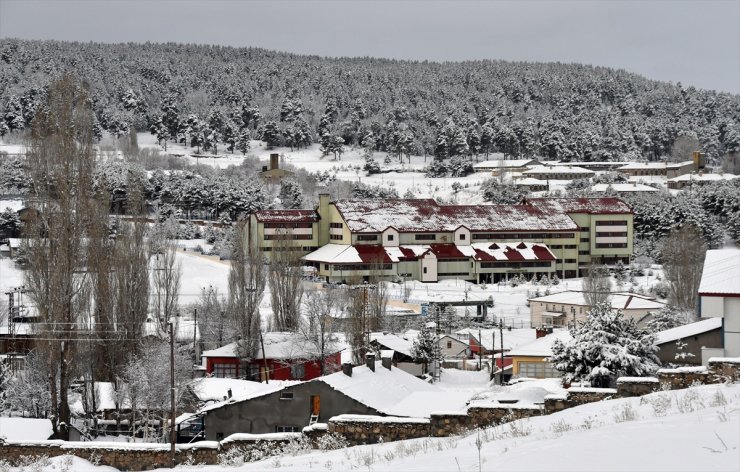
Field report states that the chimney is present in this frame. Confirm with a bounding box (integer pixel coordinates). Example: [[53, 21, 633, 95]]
[[270, 153, 279, 170], [227, 388, 233, 399], [381, 357, 392, 371], [341, 362, 353, 377], [535, 328, 548, 339], [365, 353, 376, 372]]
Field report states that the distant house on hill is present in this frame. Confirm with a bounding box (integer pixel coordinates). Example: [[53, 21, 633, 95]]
[[506, 330, 572, 379], [200, 332, 342, 381], [528, 291, 664, 328]]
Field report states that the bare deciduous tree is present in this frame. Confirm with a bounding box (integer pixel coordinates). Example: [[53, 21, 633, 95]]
[[151, 236, 182, 332], [583, 263, 613, 307], [661, 223, 707, 318], [24, 75, 96, 439], [268, 231, 303, 331], [300, 289, 340, 375], [228, 221, 265, 362]]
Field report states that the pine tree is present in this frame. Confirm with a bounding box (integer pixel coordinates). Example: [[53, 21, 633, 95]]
[[551, 302, 659, 385], [279, 179, 305, 209], [262, 120, 281, 149], [411, 327, 440, 375], [236, 128, 251, 155], [646, 306, 685, 333]]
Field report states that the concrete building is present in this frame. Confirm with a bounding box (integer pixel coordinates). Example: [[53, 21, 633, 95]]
[[472, 158, 542, 174], [617, 160, 695, 179], [247, 197, 634, 283], [666, 172, 738, 190], [522, 165, 595, 181], [505, 330, 571, 379], [698, 249, 740, 362], [590, 182, 659, 195], [528, 291, 664, 328]]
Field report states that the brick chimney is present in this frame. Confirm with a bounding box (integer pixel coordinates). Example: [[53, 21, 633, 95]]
[[381, 356, 392, 371], [341, 362, 353, 377], [365, 353, 376, 372], [270, 153, 279, 170], [535, 328, 549, 339]]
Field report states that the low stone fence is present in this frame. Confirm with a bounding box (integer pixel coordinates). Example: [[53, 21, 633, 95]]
[[219, 432, 303, 453], [328, 415, 430, 445], [657, 366, 714, 389], [616, 377, 660, 397], [429, 412, 471, 437], [467, 405, 544, 428], [0, 440, 219, 471], [708, 358, 740, 382], [302, 423, 329, 446]]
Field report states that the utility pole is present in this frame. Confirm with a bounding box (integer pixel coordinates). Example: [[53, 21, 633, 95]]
[[260, 332, 269, 384], [192, 309, 198, 371], [498, 320, 505, 385], [478, 328, 482, 371], [169, 319, 176, 466]]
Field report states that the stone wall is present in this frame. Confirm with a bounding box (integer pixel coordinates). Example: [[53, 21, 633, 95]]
[[429, 412, 471, 437], [616, 377, 660, 397], [708, 359, 740, 382], [328, 415, 430, 445], [657, 367, 714, 389], [0, 442, 219, 471], [467, 405, 544, 428]]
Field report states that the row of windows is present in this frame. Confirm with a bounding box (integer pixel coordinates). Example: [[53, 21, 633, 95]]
[[329, 222, 344, 229], [261, 246, 315, 252], [330, 234, 343, 240], [479, 261, 552, 269], [472, 232, 576, 240], [549, 244, 578, 250], [415, 234, 437, 240], [595, 243, 628, 248], [264, 234, 313, 240], [357, 234, 379, 241], [438, 272, 470, 276], [263, 222, 313, 229], [595, 232, 628, 237], [595, 220, 628, 226], [212, 363, 237, 378], [332, 264, 393, 271]]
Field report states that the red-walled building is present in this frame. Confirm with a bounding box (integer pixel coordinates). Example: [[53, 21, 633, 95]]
[[200, 332, 342, 382]]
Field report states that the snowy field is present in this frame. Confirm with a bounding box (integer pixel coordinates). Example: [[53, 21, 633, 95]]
[[10, 382, 738, 472]]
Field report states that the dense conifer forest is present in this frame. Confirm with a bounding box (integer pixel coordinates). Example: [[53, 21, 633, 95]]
[[1, 38, 739, 165]]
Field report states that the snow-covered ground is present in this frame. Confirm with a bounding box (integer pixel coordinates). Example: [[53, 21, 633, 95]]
[[172, 383, 740, 472]]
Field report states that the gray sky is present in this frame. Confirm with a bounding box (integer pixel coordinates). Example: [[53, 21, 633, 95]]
[[1, 0, 738, 94]]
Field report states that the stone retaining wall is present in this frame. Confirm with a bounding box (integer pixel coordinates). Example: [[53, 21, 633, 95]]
[[467, 405, 544, 428], [657, 368, 714, 389], [708, 359, 740, 382], [616, 377, 660, 397], [0, 442, 219, 471], [429, 412, 471, 437], [328, 416, 430, 445]]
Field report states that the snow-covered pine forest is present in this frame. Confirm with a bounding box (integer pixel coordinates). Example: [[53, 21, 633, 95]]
[[1, 39, 739, 169]]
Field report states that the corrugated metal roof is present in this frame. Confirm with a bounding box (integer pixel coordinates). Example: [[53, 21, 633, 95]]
[[698, 249, 740, 296]]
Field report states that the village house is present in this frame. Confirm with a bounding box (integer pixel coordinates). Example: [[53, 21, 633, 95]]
[[248, 196, 635, 283], [512, 177, 549, 192], [590, 182, 660, 195], [528, 291, 664, 328], [617, 160, 695, 179], [438, 334, 470, 359], [698, 248, 740, 363], [471, 157, 542, 174], [522, 165, 596, 181], [199, 332, 342, 381], [505, 329, 571, 379], [654, 318, 723, 366], [666, 172, 738, 190], [200, 356, 471, 439]]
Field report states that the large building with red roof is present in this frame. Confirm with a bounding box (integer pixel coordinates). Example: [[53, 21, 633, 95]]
[[248, 196, 633, 283]]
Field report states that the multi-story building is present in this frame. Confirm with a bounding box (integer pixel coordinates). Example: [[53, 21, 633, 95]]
[[247, 196, 634, 283]]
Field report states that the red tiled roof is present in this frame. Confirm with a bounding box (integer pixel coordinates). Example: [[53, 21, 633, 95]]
[[355, 245, 392, 264], [254, 209, 319, 223], [531, 244, 557, 261], [429, 243, 466, 259]]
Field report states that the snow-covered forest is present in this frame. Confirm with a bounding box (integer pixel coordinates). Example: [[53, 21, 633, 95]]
[[1, 39, 739, 168]]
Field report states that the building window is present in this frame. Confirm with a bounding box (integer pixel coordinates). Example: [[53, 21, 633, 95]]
[[291, 363, 305, 379], [459, 233, 466, 241], [518, 361, 559, 378], [423, 267, 428, 274], [330, 222, 343, 229], [447, 341, 452, 349], [330, 234, 343, 240], [595, 243, 628, 248], [595, 220, 628, 226], [276, 426, 300, 433], [387, 234, 394, 241], [357, 234, 379, 241], [324, 264, 329, 270], [280, 390, 295, 400], [415, 234, 436, 241], [212, 363, 237, 378]]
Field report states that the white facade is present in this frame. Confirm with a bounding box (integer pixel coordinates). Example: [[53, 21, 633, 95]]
[[698, 249, 740, 359]]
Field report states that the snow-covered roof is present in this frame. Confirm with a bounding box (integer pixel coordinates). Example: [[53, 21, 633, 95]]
[[317, 361, 438, 416], [370, 333, 414, 358], [190, 378, 284, 403], [523, 165, 595, 175], [590, 183, 659, 193], [525, 197, 633, 215], [618, 160, 693, 170], [655, 317, 723, 345], [384, 391, 475, 418], [698, 249, 740, 296], [201, 333, 342, 360], [514, 177, 549, 186], [199, 383, 288, 414], [0, 417, 54, 441], [253, 209, 319, 223], [0, 199, 24, 213], [331, 199, 578, 233], [528, 291, 663, 311], [506, 330, 572, 357], [472, 159, 539, 169], [304, 242, 555, 265], [667, 173, 738, 183]]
